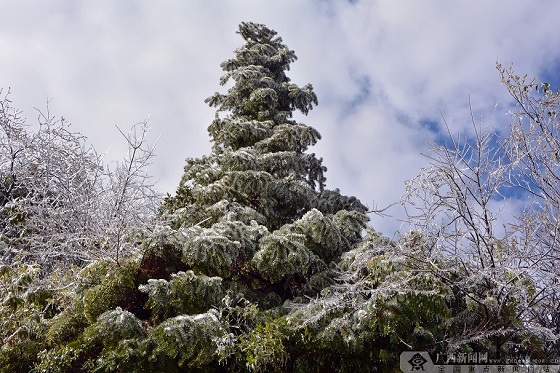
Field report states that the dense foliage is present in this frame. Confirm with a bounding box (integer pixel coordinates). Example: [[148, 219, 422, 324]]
[[0, 94, 159, 268], [1, 22, 558, 372]]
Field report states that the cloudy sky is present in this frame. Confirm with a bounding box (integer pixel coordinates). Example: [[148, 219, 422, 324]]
[[1, 1, 559, 236]]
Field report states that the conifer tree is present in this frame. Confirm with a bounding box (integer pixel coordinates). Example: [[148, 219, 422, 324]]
[[30, 22, 369, 372], [161, 21, 369, 300]]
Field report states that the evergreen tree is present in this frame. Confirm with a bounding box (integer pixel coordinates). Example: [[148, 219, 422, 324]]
[[161, 21, 368, 300], [30, 22, 369, 372]]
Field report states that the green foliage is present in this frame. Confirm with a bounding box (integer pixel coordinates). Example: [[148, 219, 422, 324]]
[[35, 347, 76, 373], [282, 232, 453, 371], [206, 22, 317, 122], [0, 263, 56, 372], [253, 228, 313, 283], [45, 301, 88, 347], [37, 308, 146, 373], [180, 219, 268, 278], [213, 295, 292, 372], [240, 319, 289, 372], [82, 263, 138, 323], [147, 310, 226, 368], [139, 270, 224, 321], [82, 307, 146, 350]]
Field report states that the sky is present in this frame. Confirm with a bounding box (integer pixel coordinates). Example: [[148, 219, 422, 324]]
[[1, 1, 559, 237]]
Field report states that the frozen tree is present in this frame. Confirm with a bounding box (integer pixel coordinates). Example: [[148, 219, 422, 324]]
[[0, 90, 160, 269], [160, 22, 368, 296], [498, 64, 560, 354], [24, 22, 368, 372], [401, 65, 560, 359]]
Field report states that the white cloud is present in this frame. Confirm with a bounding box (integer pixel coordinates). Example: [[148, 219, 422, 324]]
[[1, 0, 559, 235]]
